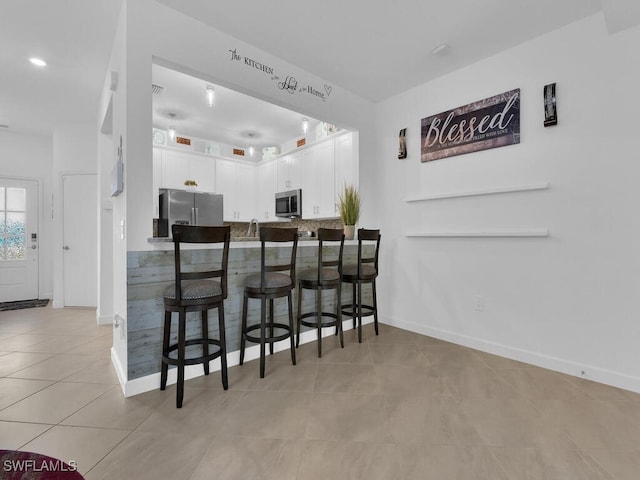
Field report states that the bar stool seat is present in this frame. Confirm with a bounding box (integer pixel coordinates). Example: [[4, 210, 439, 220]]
[[160, 224, 230, 408], [341, 264, 376, 279], [298, 268, 340, 283], [297, 228, 345, 357], [341, 228, 381, 343], [162, 280, 222, 299], [240, 227, 298, 378], [243, 273, 292, 291]]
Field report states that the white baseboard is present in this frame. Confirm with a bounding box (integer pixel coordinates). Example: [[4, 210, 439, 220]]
[[110, 347, 127, 395], [96, 311, 114, 325], [120, 317, 373, 397], [381, 314, 640, 395], [52, 300, 63, 309]]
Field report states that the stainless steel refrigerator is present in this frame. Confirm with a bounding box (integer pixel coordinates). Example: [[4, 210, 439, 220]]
[[158, 188, 224, 237]]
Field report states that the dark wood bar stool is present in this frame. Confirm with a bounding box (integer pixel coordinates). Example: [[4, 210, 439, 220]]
[[296, 228, 345, 357], [160, 225, 230, 408], [341, 228, 381, 343], [240, 227, 298, 378]]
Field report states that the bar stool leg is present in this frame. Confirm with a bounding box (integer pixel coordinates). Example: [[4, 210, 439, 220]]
[[218, 305, 228, 390], [372, 279, 379, 336], [201, 310, 210, 375], [296, 285, 303, 348], [315, 289, 322, 357], [269, 299, 275, 355], [351, 282, 357, 330], [240, 294, 248, 365], [357, 282, 363, 343], [260, 297, 267, 378], [336, 282, 344, 348], [160, 311, 171, 390], [288, 293, 296, 365], [177, 311, 187, 408]]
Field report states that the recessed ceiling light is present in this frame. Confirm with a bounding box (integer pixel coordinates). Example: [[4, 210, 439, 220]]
[[29, 57, 47, 67]]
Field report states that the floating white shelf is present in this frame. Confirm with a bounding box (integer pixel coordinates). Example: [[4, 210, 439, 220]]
[[404, 182, 550, 203], [406, 228, 550, 238]]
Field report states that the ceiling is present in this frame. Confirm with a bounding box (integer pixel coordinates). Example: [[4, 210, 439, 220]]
[[152, 64, 321, 154], [1, 0, 605, 139]]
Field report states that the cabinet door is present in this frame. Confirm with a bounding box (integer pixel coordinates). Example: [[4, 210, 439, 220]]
[[277, 156, 290, 191], [288, 151, 302, 189], [315, 140, 336, 218], [301, 147, 317, 218], [334, 133, 357, 194], [259, 160, 277, 220], [235, 162, 256, 222], [277, 152, 302, 191], [161, 152, 187, 190], [215, 159, 236, 221], [188, 156, 215, 193]]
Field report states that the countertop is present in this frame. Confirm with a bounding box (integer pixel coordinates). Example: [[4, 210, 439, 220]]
[[146, 236, 357, 250]]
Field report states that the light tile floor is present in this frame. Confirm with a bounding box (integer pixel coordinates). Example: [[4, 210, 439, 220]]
[[1, 305, 639, 479]]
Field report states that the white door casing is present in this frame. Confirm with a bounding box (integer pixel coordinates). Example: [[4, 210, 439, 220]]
[[0, 178, 39, 302], [62, 174, 97, 307]]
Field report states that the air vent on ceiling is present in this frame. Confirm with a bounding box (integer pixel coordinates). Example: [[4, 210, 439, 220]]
[[152, 84, 164, 95]]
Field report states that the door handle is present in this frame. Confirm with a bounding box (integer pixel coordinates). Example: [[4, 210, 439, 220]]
[[31, 245, 37, 249], [63, 246, 70, 250]]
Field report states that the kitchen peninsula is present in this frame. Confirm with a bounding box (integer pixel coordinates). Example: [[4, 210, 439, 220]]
[[128, 232, 372, 383]]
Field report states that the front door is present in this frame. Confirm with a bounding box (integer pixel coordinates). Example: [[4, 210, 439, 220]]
[[0, 178, 39, 302], [62, 174, 97, 307]]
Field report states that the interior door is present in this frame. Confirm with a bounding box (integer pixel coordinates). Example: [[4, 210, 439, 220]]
[[63, 174, 97, 307], [0, 178, 39, 302]]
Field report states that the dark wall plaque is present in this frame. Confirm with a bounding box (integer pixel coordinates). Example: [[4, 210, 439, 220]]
[[421, 88, 520, 162]]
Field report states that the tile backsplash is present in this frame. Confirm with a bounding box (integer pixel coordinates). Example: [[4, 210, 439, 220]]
[[227, 218, 343, 238]]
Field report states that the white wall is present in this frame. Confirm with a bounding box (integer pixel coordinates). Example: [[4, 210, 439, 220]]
[[374, 13, 640, 392], [0, 131, 54, 299], [51, 122, 98, 308], [99, 1, 128, 384]]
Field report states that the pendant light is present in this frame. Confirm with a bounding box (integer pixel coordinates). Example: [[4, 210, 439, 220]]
[[206, 85, 215, 107], [168, 113, 176, 141], [246, 131, 256, 157]]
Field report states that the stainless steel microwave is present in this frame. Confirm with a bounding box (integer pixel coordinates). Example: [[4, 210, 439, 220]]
[[275, 189, 302, 218]]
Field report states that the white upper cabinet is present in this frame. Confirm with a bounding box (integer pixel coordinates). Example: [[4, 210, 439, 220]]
[[334, 132, 358, 194], [152, 131, 357, 224], [187, 156, 216, 193], [301, 139, 336, 219], [258, 159, 278, 221], [155, 148, 216, 193], [277, 152, 302, 191], [216, 159, 256, 222]]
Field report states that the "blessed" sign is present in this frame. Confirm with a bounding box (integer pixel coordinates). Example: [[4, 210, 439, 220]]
[[421, 89, 520, 162]]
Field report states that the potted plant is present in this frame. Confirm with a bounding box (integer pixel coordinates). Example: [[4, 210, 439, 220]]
[[338, 183, 360, 240], [184, 179, 198, 191]]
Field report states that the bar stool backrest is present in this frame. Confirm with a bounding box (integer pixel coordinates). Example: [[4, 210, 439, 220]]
[[171, 224, 231, 301], [259, 227, 299, 291], [357, 228, 381, 278], [316, 228, 345, 282]]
